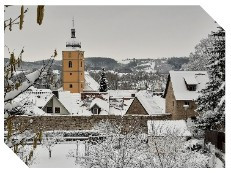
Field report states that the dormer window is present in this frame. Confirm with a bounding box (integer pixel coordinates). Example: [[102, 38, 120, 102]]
[[187, 85, 196, 91], [93, 108, 99, 115], [184, 76, 197, 91]]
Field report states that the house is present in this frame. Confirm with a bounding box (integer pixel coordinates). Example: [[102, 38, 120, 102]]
[[163, 71, 209, 120], [15, 85, 166, 117], [78, 91, 135, 116], [126, 90, 166, 116], [13, 87, 70, 115]]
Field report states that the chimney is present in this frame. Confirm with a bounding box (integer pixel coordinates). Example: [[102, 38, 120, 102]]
[[52, 91, 59, 99]]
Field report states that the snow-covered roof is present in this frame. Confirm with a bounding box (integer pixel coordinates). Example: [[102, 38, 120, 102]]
[[152, 95, 166, 113], [90, 98, 109, 112], [58, 91, 81, 115], [52, 70, 60, 75], [136, 90, 164, 115], [23, 105, 46, 116], [58, 91, 111, 115], [167, 71, 209, 100], [147, 120, 192, 137], [14, 87, 54, 108], [84, 72, 100, 91], [109, 97, 134, 115], [27, 86, 53, 94], [184, 75, 198, 85], [108, 90, 137, 98]]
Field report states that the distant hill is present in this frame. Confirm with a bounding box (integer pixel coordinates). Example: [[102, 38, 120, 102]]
[[4, 56, 189, 74], [166, 57, 189, 70], [85, 57, 120, 71], [4, 58, 62, 71]]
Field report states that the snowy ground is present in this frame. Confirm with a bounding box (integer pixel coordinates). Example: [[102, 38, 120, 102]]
[[29, 140, 223, 168], [30, 142, 85, 168]]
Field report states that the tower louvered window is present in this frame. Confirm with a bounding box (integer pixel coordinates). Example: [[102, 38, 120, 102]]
[[69, 61, 72, 68]]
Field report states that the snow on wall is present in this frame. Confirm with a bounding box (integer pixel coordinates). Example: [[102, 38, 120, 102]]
[[147, 120, 192, 137]]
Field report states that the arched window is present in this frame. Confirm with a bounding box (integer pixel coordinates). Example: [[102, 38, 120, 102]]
[[69, 84, 73, 88], [80, 61, 82, 67], [69, 61, 72, 68]]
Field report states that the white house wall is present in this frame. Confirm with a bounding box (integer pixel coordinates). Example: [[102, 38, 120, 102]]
[[43, 97, 70, 115]]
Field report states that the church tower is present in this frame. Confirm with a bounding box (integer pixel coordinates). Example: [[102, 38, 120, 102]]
[[62, 19, 84, 93]]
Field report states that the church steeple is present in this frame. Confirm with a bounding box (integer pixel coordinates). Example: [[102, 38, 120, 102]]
[[66, 18, 81, 49]]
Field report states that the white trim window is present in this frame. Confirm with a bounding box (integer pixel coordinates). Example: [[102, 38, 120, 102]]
[[93, 108, 99, 115]]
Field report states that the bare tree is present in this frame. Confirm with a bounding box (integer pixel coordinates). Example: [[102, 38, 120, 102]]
[[70, 120, 212, 168], [4, 5, 57, 166], [148, 122, 211, 168], [42, 131, 62, 158], [68, 120, 155, 168]]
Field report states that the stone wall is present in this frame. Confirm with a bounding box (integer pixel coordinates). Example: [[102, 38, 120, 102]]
[[165, 80, 176, 116], [174, 100, 198, 120], [8, 114, 171, 134]]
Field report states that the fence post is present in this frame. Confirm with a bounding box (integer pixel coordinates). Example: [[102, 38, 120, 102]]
[[85, 140, 89, 156], [208, 143, 216, 168], [75, 140, 79, 164]]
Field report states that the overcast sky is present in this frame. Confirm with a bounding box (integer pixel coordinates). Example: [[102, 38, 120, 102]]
[[4, 5, 219, 62]]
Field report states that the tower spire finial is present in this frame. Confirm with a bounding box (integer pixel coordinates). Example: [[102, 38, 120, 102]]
[[72, 17, 75, 28], [71, 18, 76, 39]]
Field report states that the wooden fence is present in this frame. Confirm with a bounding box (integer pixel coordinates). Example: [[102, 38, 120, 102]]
[[205, 130, 225, 153]]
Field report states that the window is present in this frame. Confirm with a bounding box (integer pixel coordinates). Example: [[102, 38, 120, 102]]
[[70, 73, 72, 75], [81, 61, 82, 67], [187, 85, 196, 91], [81, 83, 83, 88], [47, 107, 53, 113], [184, 101, 190, 106], [93, 108, 98, 115], [69, 61, 72, 68], [173, 101, 174, 107], [70, 84, 73, 88], [55, 107, 60, 113]]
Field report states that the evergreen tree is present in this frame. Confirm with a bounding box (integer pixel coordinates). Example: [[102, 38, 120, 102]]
[[195, 27, 225, 130], [99, 68, 108, 92]]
